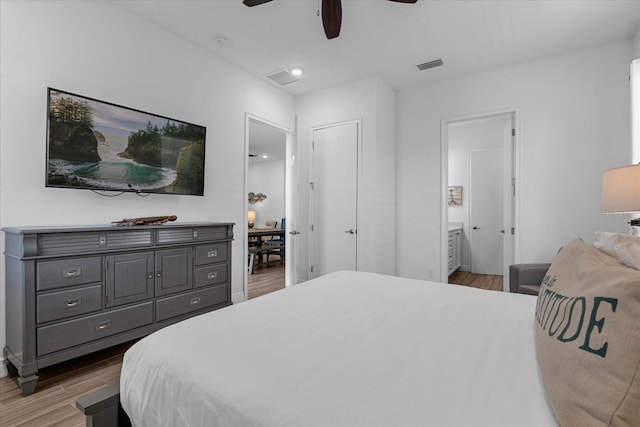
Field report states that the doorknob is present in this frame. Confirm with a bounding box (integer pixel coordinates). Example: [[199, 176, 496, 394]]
[[344, 229, 356, 234], [289, 230, 300, 235], [472, 226, 480, 230]]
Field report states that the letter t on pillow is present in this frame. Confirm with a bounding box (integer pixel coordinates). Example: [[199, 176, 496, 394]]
[[534, 239, 640, 426]]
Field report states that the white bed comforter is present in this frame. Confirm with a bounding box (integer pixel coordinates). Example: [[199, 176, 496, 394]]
[[121, 271, 557, 427]]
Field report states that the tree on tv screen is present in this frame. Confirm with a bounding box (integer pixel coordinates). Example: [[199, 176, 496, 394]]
[[48, 95, 100, 162]]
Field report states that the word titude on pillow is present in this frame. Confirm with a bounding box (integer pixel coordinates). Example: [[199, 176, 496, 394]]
[[534, 238, 640, 426]]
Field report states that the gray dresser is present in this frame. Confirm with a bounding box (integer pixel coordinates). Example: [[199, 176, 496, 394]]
[[2, 222, 233, 395]]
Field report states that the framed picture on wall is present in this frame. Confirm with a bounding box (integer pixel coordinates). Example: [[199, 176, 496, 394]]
[[448, 186, 462, 206]]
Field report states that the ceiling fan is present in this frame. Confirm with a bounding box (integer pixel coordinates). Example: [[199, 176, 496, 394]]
[[243, 0, 417, 40]]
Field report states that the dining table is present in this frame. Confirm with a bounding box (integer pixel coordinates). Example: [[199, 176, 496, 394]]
[[248, 227, 285, 270]]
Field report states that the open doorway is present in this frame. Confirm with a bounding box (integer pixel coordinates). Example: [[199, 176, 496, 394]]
[[443, 111, 516, 292], [246, 116, 293, 300]]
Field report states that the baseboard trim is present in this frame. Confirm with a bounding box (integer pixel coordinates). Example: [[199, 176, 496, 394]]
[[232, 291, 246, 304]]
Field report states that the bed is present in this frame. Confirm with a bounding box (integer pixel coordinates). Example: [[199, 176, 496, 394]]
[[119, 270, 558, 426]]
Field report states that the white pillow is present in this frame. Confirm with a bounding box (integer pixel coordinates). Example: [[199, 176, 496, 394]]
[[614, 242, 640, 270], [593, 231, 640, 270]]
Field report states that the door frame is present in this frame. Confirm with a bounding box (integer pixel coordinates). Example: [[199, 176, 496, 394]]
[[309, 118, 362, 279], [244, 113, 295, 301], [440, 109, 519, 291]]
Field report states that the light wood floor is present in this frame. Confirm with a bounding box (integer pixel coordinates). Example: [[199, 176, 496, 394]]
[[1, 268, 499, 425], [0, 340, 137, 427], [248, 258, 285, 299]]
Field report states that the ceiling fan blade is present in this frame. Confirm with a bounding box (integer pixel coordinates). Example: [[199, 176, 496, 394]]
[[243, 0, 273, 6], [387, 0, 417, 3], [322, 0, 342, 40]]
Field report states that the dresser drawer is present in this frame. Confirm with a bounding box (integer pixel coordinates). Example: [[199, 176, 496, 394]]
[[156, 228, 194, 244], [192, 226, 229, 241], [106, 230, 153, 249], [155, 284, 228, 322], [37, 284, 103, 324], [195, 264, 227, 288], [36, 302, 153, 356], [37, 232, 104, 256], [195, 243, 227, 266], [37, 257, 102, 291]]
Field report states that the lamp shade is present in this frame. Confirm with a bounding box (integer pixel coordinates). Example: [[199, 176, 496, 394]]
[[247, 211, 257, 221], [602, 164, 640, 213]]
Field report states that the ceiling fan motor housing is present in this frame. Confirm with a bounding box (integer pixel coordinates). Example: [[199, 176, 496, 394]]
[[243, 0, 416, 40]]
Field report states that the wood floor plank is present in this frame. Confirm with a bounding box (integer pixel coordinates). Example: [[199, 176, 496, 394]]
[[248, 261, 285, 299], [448, 271, 503, 292], [13, 402, 82, 427]]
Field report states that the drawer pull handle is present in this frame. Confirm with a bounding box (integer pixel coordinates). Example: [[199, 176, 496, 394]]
[[190, 297, 201, 305], [65, 298, 82, 307], [207, 250, 218, 258], [207, 272, 217, 279], [94, 320, 112, 331], [62, 267, 81, 278]]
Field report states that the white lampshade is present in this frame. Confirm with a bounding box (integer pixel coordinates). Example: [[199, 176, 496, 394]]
[[247, 211, 257, 221], [602, 164, 640, 213]]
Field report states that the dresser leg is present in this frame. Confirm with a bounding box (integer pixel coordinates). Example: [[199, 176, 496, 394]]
[[18, 374, 39, 396]]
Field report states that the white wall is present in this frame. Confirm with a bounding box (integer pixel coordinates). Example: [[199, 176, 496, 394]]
[[633, 60, 640, 163], [0, 0, 294, 366], [633, 27, 640, 162], [295, 77, 396, 279], [396, 40, 634, 281], [248, 160, 286, 228]]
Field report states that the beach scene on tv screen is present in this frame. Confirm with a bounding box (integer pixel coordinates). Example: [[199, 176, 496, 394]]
[[46, 90, 205, 195]]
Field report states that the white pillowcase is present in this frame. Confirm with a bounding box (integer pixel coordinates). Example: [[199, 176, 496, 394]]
[[614, 242, 640, 270], [593, 231, 640, 270]]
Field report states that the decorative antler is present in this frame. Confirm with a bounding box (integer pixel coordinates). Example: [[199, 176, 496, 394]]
[[112, 215, 177, 226]]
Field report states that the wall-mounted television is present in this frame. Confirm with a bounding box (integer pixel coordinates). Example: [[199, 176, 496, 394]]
[[46, 88, 206, 196]]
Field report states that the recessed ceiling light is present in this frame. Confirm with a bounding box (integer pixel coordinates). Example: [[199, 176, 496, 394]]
[[262, 155, 268, 159], [290, 68, 303, 76]]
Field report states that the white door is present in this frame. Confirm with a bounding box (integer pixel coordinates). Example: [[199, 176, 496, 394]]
[[311, 122, 358, 277], [469, 148, 504, 275]]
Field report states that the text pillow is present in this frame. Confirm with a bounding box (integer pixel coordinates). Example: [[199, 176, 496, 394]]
[[534, 238, 640, 426]]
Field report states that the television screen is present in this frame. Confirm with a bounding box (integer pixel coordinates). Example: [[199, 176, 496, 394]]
[[46, 88, 206, 196]]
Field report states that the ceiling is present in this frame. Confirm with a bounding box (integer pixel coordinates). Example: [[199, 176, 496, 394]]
[[248, 118, 286, 163], [113, 0, 640, 97]]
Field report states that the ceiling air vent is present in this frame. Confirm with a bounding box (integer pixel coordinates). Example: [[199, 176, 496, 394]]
[[265, 69, 300, 86], [416, 59, 444, 71]]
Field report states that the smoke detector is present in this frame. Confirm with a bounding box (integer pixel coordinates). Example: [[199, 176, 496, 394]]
[[214, 35, 231, 47]]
